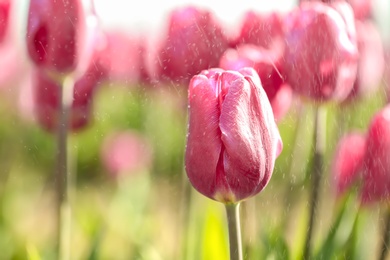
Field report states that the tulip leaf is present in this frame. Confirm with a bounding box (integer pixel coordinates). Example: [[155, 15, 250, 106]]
[[261, 224, 289, 260], [343, 209, 374, 260], [315, 194, 357, 259]]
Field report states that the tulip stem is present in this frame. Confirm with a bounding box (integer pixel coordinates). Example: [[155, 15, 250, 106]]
[[56, 75, 74, 260], [303, 105, 327, 260], [379, 207, 390, 260], [225, 203, 243, 260]]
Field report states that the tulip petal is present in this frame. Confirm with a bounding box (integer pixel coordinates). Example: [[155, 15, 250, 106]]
[[332, 132, 366, 196], [219, 71, 278, 201], [361, 106, 390, 203], [185, 75, 222, 200]]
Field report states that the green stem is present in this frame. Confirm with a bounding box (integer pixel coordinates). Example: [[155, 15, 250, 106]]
[[303, 106, 327, 260], [225, 203, 243, 260], [56, 75, 74, 260], [282, 103, 305, 229], [379, 207, 390, 260], [180, 167, 193, 260]]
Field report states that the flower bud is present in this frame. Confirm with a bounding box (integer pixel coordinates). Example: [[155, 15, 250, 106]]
[[348, 0, 373, 20], [346, 21, 384, 101], [219, 44, 291, 121], [321, 0, 373, 19], [26, 0, 95, 76], [33, 61, 103, 132], [284, 2, 358, 102], [0, 0, 10, 43], [185, 67, 282, 203], [155, 6, 229, 86], [101, 131, 153, 178], [361, 105, 390, 203], [234, 11, 284, 50], [332, 132, 366, 195], [98, 31, 143, 85]]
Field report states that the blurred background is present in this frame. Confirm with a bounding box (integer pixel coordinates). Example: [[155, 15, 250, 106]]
[[1, 0, 390, 259]]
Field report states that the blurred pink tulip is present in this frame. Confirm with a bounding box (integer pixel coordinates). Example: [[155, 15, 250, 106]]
[[101, 131, 152, 177], [385, 50, 390, 102], [32, 60, 104, 132], [26, 0, 97, 77], [0, 0, 29, 92], [361, 105, 390, 203], [321, 0, 372, 20], [219, 44, 291, 121], [153, 6, 229, 86], [347, 0, 372, 20], [185, 68, 282, 203], [346, 20, 384, 100], [270, 83, 293, 122], [98, 31, 143, 85], [233, 11, 284, 50], [332, 132, 366, 195], [284, 2, 358, 102], [0, 0, 10, 43]]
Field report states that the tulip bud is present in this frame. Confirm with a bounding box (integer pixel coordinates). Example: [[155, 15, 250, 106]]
[[361, 105, 390, 203], [98, 31, 143, 85], [321, 0, 372, 20], [26, 0, 92, 76], [270, 84, 293, 122], [332, 132, 366, 195], [219, 44, 291, 121], [346, 21, 384, 101], [347, 0, 373, 20], [0, 0, 10, 43], [0, 0, 29, 92], [234, 11, 284, 50], [284, 2, 358, 102], [101, 131, 153, 178], [185, 68, 282, 203], [33, 61, 103, 132], [155, 6, 229, 86]]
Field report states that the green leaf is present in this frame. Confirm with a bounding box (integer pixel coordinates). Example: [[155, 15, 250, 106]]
[[315, 194, 357, 260]]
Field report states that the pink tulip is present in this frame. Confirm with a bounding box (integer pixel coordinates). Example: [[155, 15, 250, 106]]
[[361, 105, 390, 203], [284, 2, 358, 102], [347, 0, 373, 20], [219, 44, 292, 121], [0, 0, 29, 92], [101, 131, 153, 177], [332, 132, 366, 195], [33, 61, 104, 132], [234, 11, 284, 50], [385, 50, 390, 103], [154, 6, 229, 86], [98, 31, 143, 85], [185, 68, 282, 203], [270, 83, 293, 122], [26, 0, 94, 76], [346, 20, 384, 100], [321, 0, 373, 20], [0, 0, 10, 43]]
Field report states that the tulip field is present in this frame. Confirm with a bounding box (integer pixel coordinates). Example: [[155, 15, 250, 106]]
[[1, 0, 390, 259]]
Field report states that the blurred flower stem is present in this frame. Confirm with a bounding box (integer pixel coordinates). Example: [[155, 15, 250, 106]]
[[56, 75, 74, 260], [180, 166, 192, 259], [303, 105, 327, 260], [225, 203, 243, 260], [379, 206, 390, 260]]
